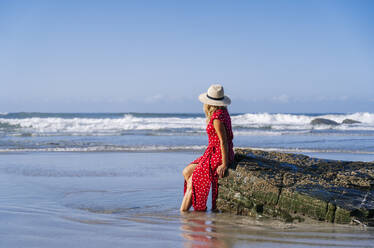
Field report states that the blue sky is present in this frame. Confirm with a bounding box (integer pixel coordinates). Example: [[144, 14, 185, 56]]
[[1, 0, 373, 113]]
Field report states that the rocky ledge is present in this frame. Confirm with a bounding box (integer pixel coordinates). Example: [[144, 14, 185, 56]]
[[217, 148, 374, 226]]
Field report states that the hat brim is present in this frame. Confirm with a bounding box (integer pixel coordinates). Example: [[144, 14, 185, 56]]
[[198, 93, 231, 106]]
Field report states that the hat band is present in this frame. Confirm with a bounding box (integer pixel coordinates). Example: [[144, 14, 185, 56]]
[[206, 94, 224, 101]]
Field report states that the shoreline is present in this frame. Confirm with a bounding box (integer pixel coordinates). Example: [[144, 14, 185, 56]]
[[0, 147, 373, 162]]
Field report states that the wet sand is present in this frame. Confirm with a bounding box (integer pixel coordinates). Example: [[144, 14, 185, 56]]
[[0, 152, 373, 247]]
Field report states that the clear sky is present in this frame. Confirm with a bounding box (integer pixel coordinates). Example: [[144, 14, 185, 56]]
[[1, 0, 373, 113]]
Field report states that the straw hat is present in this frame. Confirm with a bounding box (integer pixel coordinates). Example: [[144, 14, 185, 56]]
[[198, 84, 231, 106]]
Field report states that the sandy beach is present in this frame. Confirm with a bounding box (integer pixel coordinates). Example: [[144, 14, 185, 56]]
[[1, 151, 373, 248]]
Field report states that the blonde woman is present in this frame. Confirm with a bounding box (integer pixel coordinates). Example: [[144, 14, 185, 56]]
[[180, 85, 234, 211]]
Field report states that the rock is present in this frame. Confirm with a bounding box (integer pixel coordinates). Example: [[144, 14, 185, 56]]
[[217, 148, 374, 225], [310, 118, 339, 126], [342, 119, 361, 124]]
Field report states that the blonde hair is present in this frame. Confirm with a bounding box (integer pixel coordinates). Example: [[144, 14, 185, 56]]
[[203, 104, 227, 124]]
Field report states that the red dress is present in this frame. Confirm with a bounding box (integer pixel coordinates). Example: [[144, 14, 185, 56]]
[[184, 108, 234, 211]]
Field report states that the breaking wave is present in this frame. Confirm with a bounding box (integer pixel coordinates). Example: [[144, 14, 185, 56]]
[[0, 112, 374, 136]]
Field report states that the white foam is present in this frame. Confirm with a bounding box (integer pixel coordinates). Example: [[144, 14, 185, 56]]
[[233, 130, 283, 136], [0, 145, 206, 153], [231, 112, 374, 131], [232, 113, 313, 125], [0, 114, 206, 134], [0, 112, 374, 135], [1, 145, 373, 155], [237, 146, 374, 155]]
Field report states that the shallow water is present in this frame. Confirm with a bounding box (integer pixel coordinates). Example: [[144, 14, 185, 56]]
[[0, 152, 373, 248]]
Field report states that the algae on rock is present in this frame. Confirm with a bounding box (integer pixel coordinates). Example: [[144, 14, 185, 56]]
[[217, 148, 374, 225]]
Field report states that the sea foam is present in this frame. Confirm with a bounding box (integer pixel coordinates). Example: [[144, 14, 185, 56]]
[[0, 112, 373, 136]]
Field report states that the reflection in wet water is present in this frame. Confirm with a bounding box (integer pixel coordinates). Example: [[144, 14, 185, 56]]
[[180, 212, 230, 248], [178, 210, 374, 248], [1, 152, 374, 248]]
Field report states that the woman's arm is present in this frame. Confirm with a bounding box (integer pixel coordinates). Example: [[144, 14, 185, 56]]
[[213, 119, 228, 178]]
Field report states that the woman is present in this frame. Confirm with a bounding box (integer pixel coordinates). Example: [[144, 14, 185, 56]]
[[180, 84, 234, 211]]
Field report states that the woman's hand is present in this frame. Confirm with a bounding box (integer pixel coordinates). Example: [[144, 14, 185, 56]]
[[216, 164, 227, 178]]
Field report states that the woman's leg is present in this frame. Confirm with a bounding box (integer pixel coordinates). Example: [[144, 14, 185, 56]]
[[182, 163, 198, 181], [180, 176, 193, 211], [180, 163, 198, 211]]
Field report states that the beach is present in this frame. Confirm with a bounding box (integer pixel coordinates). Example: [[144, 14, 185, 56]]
[[1, 151, 374, 248], [3, 0, 374, 246], [1, 112, 374, 247]]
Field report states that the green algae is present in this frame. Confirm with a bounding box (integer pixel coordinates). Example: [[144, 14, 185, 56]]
[[217, 148, 374, 226]]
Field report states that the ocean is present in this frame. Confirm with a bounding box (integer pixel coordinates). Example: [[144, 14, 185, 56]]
[[0, 112, 374, 247], [1, 112, 374, 158]]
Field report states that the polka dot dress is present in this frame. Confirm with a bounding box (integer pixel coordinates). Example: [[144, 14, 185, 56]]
[[183, 108, 234, 211]]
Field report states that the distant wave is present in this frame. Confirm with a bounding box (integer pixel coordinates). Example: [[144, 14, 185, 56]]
[[0, 114, 207, 135], [231, 112, 374, 127], [1, 145, 374, 155], [0, 112, 8, 115], [244, 147, 374, 155], [0, 145, 206, 153], [0, 112, 374, 136]]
